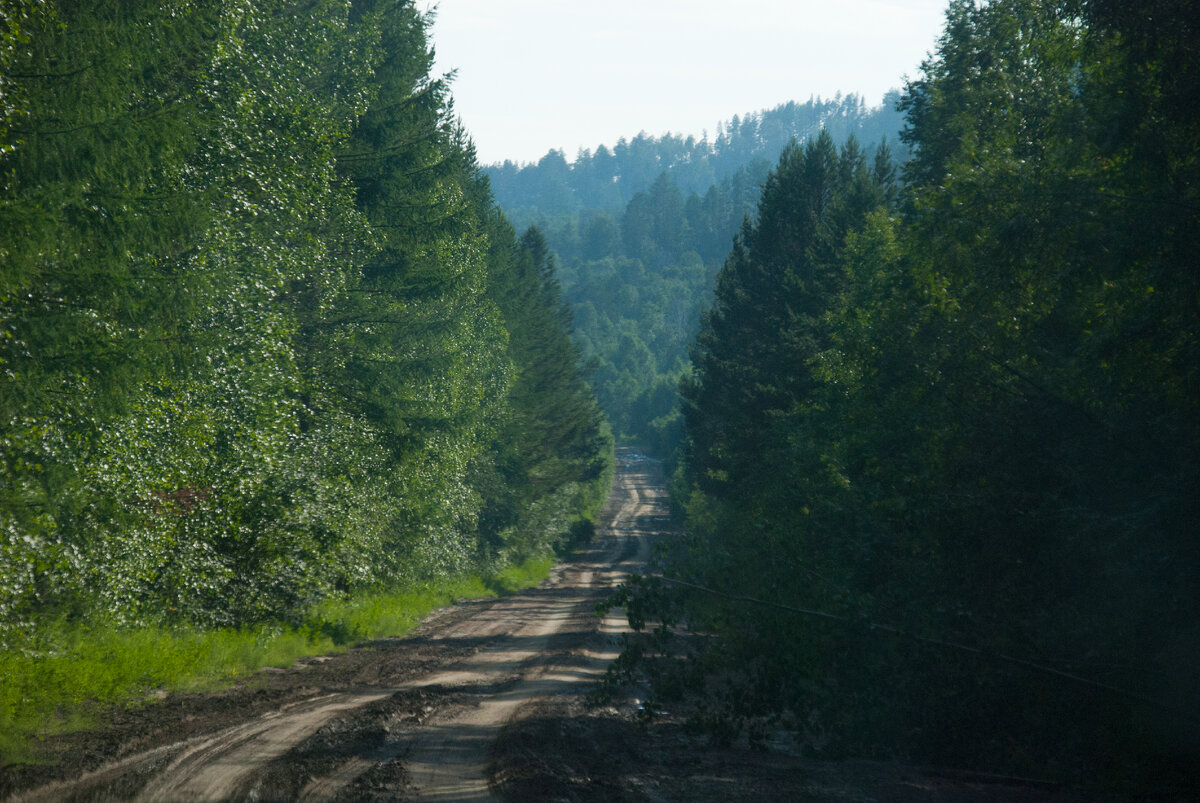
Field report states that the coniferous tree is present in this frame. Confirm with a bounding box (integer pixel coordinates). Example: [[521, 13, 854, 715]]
[[661, 0, 1199, 785], [682, 131, 886, 497], [474, 223, 611, 562], [1, 0, 613, 639]]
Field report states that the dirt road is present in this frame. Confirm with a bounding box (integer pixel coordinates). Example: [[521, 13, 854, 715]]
[[3, 452, 1107, 802], [4, 448, 665, 802]]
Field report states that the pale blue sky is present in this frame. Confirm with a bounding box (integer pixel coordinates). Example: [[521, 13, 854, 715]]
[[425, 1, 950, 166]]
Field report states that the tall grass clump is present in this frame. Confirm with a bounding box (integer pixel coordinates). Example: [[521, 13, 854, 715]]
[[0, 555, 558, 764]]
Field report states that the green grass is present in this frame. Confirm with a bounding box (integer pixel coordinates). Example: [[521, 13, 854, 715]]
[[488, 555, 555, 594], [0, 556, 556, 765]]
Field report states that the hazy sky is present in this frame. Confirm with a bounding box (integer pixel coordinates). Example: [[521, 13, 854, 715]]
[[424, 1, 951, 166]]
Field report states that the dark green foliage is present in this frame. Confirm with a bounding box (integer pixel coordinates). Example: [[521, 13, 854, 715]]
[[526, 160, 785, 454], [668, 0, 1199, 788], [682, 131, 889, 499], [0, 0, 610, 642], [487, 97, 905, 460], [473, 220, 612, 564]]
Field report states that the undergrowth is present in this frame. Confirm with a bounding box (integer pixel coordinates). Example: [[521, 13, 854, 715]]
[[0, 555, 556, 765]]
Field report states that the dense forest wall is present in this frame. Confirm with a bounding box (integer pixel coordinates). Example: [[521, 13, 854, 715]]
[[0, 0, 610, 642], [662, 0, 1199, 787]]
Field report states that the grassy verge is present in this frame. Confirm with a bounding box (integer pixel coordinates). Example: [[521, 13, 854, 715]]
[[0, 555, 556, 765]]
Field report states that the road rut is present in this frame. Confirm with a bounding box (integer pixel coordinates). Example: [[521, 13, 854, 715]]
[[9, 448, 661, 802]]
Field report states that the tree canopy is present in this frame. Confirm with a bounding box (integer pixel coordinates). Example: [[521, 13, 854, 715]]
[[0, 0, 611, 640], [657, 0, 1198, 787], [488, 95, 906, 457]]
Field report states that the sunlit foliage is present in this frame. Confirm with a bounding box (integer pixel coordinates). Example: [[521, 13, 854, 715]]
[[0, 0, 610, 644]]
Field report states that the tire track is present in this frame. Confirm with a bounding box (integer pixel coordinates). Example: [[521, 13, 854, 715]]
[[9, 450, 658, 803], [394, 461, 652, 801]]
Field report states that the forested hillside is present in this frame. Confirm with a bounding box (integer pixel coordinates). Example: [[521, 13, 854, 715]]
[[486, 95, 905, 452], [634, 0, 1198, 788], [0, 0, 609, 645], [486, 92, 905, 222]]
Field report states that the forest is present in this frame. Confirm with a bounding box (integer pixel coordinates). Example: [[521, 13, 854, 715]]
[[1, 0, 1196, 792], [487, 91, 907, 221], [491, 95, 907, 453], [592, 0, 1198, 789], [0, 0, 609, 685]]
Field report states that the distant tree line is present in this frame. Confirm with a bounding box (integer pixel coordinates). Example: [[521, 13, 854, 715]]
[[488, 98, 905, 453], [0, 0, 610, 642], [486, 93, 906, 222], [645, 0, 1198, 787]]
